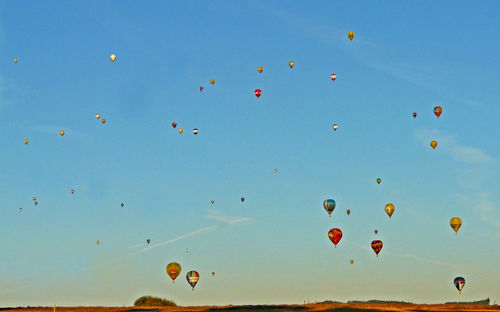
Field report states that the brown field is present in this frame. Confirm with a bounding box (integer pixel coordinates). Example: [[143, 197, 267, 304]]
[[1, 304, 499, 312]]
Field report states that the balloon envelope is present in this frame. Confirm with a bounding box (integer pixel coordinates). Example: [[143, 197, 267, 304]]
[[384, 203, 395, 218], [289, 61, 294, 68], [431, 140, 438, 149], [330, 74, 337, 82], [210, 79, 215, 85], [412, 112, 417, 118], [454, 277, 465, 293], [332, 124, 338, 131], [346, 209, 351, 215], [172, 122, 177, 128], [323, 199, 336, 216], [110, 54, 116, 62], [186, 271, 200, 290], [377, 178, 381, 184], [254, 89, 262, 98], [328, 228, 343, 247], [60, 130, 65, 136], [258, 66, 263, 73], [348, 32, 355, 41], [166, 262, 181, 282], [371, 240, 383, 256], [434, 106, 442, 118], [450, 217, 462, 234]]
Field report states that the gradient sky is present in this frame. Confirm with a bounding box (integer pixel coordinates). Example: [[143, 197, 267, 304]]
[[1, 0, 499, 307]]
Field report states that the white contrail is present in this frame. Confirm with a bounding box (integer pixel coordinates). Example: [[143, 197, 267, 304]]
[[127, 226, 218, 257]]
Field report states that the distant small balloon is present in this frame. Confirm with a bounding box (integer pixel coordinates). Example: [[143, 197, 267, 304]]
[[97, 240, 100, 245], [24, 139, 28, 145], [332, 124, 339, 131], [434, 106, 442, 118], [377, 178, 381, 184], [95, 113, 100, 119], [71, 189, 75, 194], [350, 259, 354, 264], [212, 272, 215, 277], [330, 74, 337, 82], [374, 229, 378, 235], [101, 118, 106, 124], [19, 208, 22, 212], [412, 112, 417, 118], [289, 61, 294, 69], [179, 128, 183, 134], [121, 203, 124, 207], [14, 58, 18, 63], [146, 239, 150, 244], [274, 169, 277, 173], [210, 79, 215, 85], [193, 129, 198, 135], [34, 201, 38, 206], [32, 196, 36, 201], [185, 248, 189, 253], [200, 87, 204, 92], [258, 66, 263, 74], [254, 89, 262, 98], [241, 197, 245, 202], [347, 32, 355, 41], [346, 209, 351, 215], [211, 200, 215, 204], [110, 54, 116, 62], [430, 140, 438, 149], [60, 130, 65, 136]]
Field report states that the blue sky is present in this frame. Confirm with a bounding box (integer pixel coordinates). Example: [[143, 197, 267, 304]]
[[1, 0, 499, 307]]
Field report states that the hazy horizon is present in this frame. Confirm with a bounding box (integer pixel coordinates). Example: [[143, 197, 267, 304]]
[[1, 0, 499, 307]]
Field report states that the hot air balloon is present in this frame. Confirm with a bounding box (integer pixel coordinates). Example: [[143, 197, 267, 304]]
[[212, 272, 215, 277], [19, 208, 22, 212], [172, 122, 177, 128], [186, 271, 200, 290], [350, 259, 354, 264], [431, 140, 438, 149], [412, 112, 417, 118], [71, 189, 75, 195], [374, 229, 378, 235], [371, 240, 383, 257], [332, 124, 339, 131], [60, 130, 65, 136], [14, 58, 18, 63], [254, 89, 262, 98], [454, 277, 465, 294], [200, 87, 203, 92], [258, 66, 263, 74], [323, 199, 336, 217], [32, 196, 36, 201], [384, 203, 395, 218], [146, 239, 150, 244], [434, 106, 442, 118], [101, 118, 106, 124], [24, 139, 28, 145], [97, 240, 100, 245], [330, 74, 337, 82], [377, 178, 381, 184], [185, 248, 189, 253], [241, 197, 245, 202], [274, 169, 277, 173], [96, 113, 100, 119], [211, 200, 215, 204], [34, 201, 38, 206], [179, 128, 183, 134], [347, 32, 355, 41], [450, 217, 462, 235], [121, 203, 124, 207], [193, 129, 198, 135], [166, 262, 181, 283], [289, 61, 294, 69], [346, 209, 351, 215], [110, 54, 116, 62], [328, 228, 343, 248], [210, 79, 215, 85]]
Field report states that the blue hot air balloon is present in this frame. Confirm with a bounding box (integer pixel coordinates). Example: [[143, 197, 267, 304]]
[[454, 277, 465, 294], [186, 271, 200, 291], [323, 199, 336, 217]]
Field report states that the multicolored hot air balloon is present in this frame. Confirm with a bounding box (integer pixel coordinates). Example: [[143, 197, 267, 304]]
[[71, 189, 75, 195], [274, 169, 277, 173], [254, 89, 262, 98], [330, 74, 337, 82], [371, 240, 383, 257], [289, 61, 294, 69], [328, 228, 343, 248], [348, 32, 355, 41], [384, 203, 395, 218], [211, 200, 215, 204], [96, 113, 101, 119], [377, 178, 381, 184], [323, 199, 336, 217], [172, 122, 177, 128], [431, 140, 438, 149], [185, 248, 189, 253], [450, 217, 462, 235], [110, 54, 116, 62], [258, 66, 263, 74], [32, 196, 36, 201], [412, 112, 417, 118], [332, 124, 339, 131], [434, 106, 442, 118], [19, 208, 22, 212], [454, 277, 465, 294], [166, 262, 181, 283], [193, 129, 198, 135], [186, 271, 199, 290], [200, 87, 203, 92], [146, 239, 150, 244]]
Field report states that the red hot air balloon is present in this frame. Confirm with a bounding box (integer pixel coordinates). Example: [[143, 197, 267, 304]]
[[374, 229, 378, 235], [172, 122, 177, 128], [412, 112, 417, 118], [330, 74, 337, 82], [200, 87, 203, 92], [433, 106, 442, 118], [371, 240, 383, 257], [254, 89, 262, 98], [328, 228, 343, 248]]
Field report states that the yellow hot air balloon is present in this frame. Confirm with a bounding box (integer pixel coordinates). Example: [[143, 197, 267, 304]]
[[384, 203, 395, 218], [377, 178, 381, 184], [14, 58, 18, 63], [179, 128, 183, 134], [96, 240, 100, 245], [60, 130, 65, 136], [289, 61, 294, 69], [348, 32, 355, 41], [450, 217, 462, 235], [431, 140, 438, 149], [102, 118, 106, 124], [258, 66, 263, 73], [210, 79, 215, 85], [166, 262, 182, 283], [24, 139, 28, 145], [274, 169, 277, 173], [350, 259, 354, 264], [110, 54, 116, 62]]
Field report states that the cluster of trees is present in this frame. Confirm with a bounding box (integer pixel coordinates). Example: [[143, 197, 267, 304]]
[[134, 296, 177, 307], [445, 298, 490, 305]]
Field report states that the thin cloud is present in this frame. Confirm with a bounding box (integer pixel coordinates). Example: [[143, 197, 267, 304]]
[[205, 210, 253, 225], [414, 128, 494, 164], [127, 225, 217, 257], [128, 243, 143, 249]]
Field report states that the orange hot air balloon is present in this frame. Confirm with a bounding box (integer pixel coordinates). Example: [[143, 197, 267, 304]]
[[328, 228, 343, 248], [289, 61, 294, 69], [96, 240, 100, 245], [101, 118, 106, 124], [258, 66, 263, 74], [24, 139, 29, 145], [60, 130, 65, 136], [434, 106, 442, 118], [330, 74, 337, 82], [254, 89, 262, 98], [371, 240, 383, 257], [210, 79, 215, 85], [70, 189, 75, 194], [430, 140, 438, 149], [346, 209, 351, 215]]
